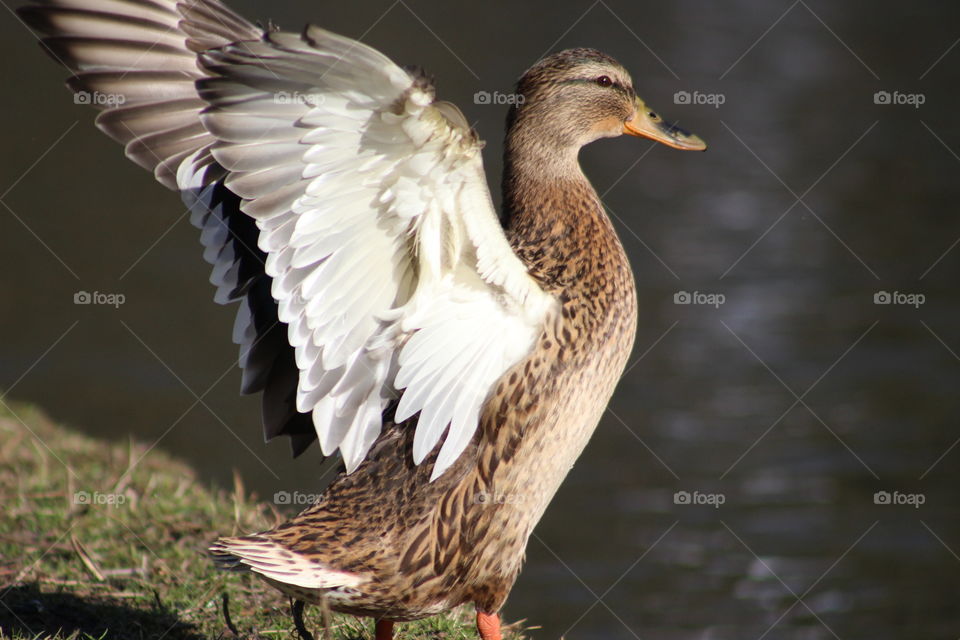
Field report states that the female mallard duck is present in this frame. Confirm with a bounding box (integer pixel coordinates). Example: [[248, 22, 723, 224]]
[[20, 0, 705, 638]]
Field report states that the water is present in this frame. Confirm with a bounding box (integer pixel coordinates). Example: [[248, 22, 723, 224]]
[[2, 0, 958, 638]]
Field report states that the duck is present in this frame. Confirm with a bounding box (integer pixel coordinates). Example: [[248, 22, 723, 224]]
[[18, 0, 706, 638]]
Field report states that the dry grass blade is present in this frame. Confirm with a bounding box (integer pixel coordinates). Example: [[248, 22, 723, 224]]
[[70, 534, 105, 582]]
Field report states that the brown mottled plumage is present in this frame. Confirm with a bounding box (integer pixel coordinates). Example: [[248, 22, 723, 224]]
[[212, 48, 704, 638]]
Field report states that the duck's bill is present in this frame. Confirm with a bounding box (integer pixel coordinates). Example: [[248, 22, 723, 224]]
[[623, 103, 706, 151]]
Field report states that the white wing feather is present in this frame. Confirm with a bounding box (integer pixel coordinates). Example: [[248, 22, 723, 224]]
[[183, 26, 555, 479]]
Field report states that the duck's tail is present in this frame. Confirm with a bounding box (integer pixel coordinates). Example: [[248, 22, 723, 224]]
[[209, 534, 365, 590]]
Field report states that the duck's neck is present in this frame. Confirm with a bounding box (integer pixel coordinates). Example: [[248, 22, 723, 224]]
[[501, 127, 627, 294]]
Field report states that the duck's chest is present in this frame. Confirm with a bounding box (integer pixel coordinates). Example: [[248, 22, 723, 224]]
[[498, 240, 638, 494], [474, 213, 639, 523], [454, 234, 635, 610], [508, 197, 640, 414]]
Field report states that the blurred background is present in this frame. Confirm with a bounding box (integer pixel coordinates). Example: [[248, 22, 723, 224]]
[[2, 0, 959, 638]]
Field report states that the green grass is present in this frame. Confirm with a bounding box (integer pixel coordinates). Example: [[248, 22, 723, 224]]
[[0, 401, 528, 640]]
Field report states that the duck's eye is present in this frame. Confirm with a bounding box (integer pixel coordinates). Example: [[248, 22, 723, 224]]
[[596, 75, 612, 87], [647, 111, 659, 120]]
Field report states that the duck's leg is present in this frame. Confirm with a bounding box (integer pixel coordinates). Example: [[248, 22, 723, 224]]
[[374, 619, 394, 639], [476, 611, 502, 640], [290, 599, 315, 640]]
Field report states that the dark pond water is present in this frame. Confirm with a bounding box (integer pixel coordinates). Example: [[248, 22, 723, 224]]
[[2, 1, 959, 638]]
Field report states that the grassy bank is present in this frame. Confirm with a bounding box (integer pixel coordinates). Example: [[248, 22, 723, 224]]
[[0, 401, 526, 640]]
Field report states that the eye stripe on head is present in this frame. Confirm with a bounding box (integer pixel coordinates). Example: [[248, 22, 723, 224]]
[[554, 77, 634, 98]]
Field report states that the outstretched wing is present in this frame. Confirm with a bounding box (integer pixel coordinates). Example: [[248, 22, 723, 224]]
[[20, 0, 556, 479], [20, 0, 320, 455]]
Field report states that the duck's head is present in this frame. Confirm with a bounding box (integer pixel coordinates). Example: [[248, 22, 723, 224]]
[[507, 48, 706, 154]]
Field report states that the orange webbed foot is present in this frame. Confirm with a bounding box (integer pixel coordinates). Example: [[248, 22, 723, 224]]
[[476, 611, 502, 640]]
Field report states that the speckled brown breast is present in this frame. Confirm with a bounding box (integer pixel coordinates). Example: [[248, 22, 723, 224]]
[[458, 170, 639, 611]]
